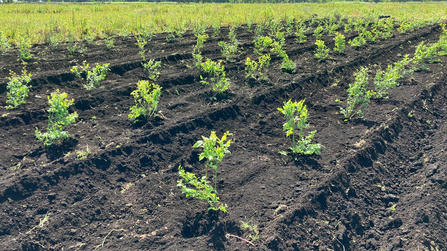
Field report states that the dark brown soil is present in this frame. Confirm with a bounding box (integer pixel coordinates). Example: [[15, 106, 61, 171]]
[[1, 23, 447, 251]]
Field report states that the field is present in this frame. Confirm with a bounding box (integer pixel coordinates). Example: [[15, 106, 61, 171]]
[[1, 3, 447, 251]]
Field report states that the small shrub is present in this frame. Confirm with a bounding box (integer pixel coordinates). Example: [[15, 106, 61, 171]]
[[35, 90, 78, 147], [71, 61, 110, 90], [314, 40, 329, 62], [142, 59, 161, 81], [193, 131, 233, 190], [212, 23, 221, 37], [281, 54, 296, 73], [177, 131, 233, 212], [5, 67, 32, 109], [349, 34, 366, 47], [200, 59, 230, 94], [0, 33, 11, 55], [178, 166, 227, 212], [135, 35, 148, 60], [19, 38, 33, 61], [245, 54, 271, 80], [313, 25, 324, 39], [218, 41, 239, 61], [278, 99, 323, 155], [374, 55, 412, 99], [253, 36, 273, 55], [333, 32, 346, 54], [105, 35, 114, 50], [340, 67, 374, 120], [192, 34, 208, 68], [129, 80, 162, 122], [295, 24, 307, 44]]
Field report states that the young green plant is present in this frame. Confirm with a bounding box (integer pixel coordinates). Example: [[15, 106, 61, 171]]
[[314, 39, 329, 62], [278, 99, 323, 155], [142, 59, 161, 81], [35, 90, 78, 146], [333, 32, 346, 54], [193, 131, 233, 191], [177, 131, 233, 212], [128, 80, 162, 122], [245, 54, 270, 81], [5, 67, 32, 109], [71, 61, 110, 90], [340, 67, 375, 120], [199, 59, 230, 94]]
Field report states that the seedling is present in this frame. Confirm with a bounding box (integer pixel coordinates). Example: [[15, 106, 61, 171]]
[[142, 59, 161, 81], [177, 166, 227, 212], [374, 55, 411, 99], [245, 54, 270, 81], [177, 131, 232, 212], [218, 41, 239, 62], [340, 67, 374, 120], [193, 131, 233, 190], [294, 21, 307, 44], [199, 59, 231, 94], [333, 32, 346, 54], [218, 26, 239, 61], [5, 66, 32, 109], [35, 90, 78, 146], [105, 35, 114, 50], [240, 218, 260, 242], [313, 25, 324, 39], [253, 36, 273, 55], [281, 54, 296, 73], [278, 100, 324, 155], [129, 80, 162, 122], [18, 37, 33, 61], [193, 34, 208, 68], [349, 34, 366, 47], [0, 32, 11, 55], [212, 23, 221, 37], [314, 40, 329, 62], [136, 35, 148, 60], [71, 61, 110, 90]]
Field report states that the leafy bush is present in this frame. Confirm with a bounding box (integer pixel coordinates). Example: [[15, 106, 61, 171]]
[[71, 61, 110, 90], [128, 80, 162, 122], [349, 34, 366, 47], [313, 25, 324, 39], [374, 55, 412, 99], [333, 32, 346, 54], [0, 32, 11, 55], [199, 59, 230, 94], [5, 67, 32, 109], [218, 41, 239, 61], [178, 166, 227, 212], [340, 67, 374, 120], [314, 39, 329, 62], [245, 54, 270, 80], [193, 131, 233, 190], [35, 90, 78, 146], [142, 59, 161, 81], [177, 131, 233, 212], [278, 100, 323, 155], [253, 36, 273, 55], [19, 37, 33, 61]]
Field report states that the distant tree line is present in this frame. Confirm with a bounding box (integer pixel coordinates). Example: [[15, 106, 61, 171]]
[[2, 0, 442, 3]]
